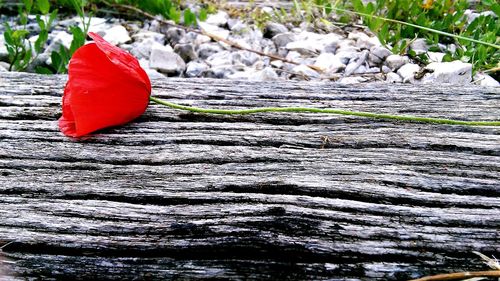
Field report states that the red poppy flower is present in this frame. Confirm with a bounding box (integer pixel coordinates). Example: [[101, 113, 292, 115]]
[[59, 32, 151, 137]]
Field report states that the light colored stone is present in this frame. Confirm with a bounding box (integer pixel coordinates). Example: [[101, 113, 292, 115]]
[[337, 39, 356, 49], [464, 9, 478, 23], [369, 46, 392, 64], [131, 38, 167, 59], [149, 45, 186, 74], [410, 38, 428, 54], [292, 65, 320, 79], [261, 6, 273, 14], [447, 44, 457, 54], [322, 40, 339, 54], [131, 31, 165, 44], [335, 47, 360, 65], [228, 37, 252, 50], [463, 9, 494, 24], [353, 65, 369, 74], [344, 62, 362, 75], [0, 37, 8, 62], [473, 72, 500, 87], [0, 62, 7, 72], [252, 60, 265, 71], [295, 31, 322, 41], [365, 67, 380, 73], [421, 61, 472, 84], [194, 34, 212, 45], [313, 53, 345, 74], [349, 31, 380, 49], [197, 43, 223, 59], [228, 69, 255, 79], [206, 51, 233, 66], [139, 58, 149, 68], [264, 22, 288, 38], [359, 36, 381, 49], [138, 59, 164, 79], [165, 27, 186, 46], [347, 31, 370, 42], [337, 76, 368, 84], [385, 55, 409, 71], [252, 67, 279, 81], [103, 25, 131, 45], [232, 51, 259, 66], [229, 67, 279, 81], [204, 65, 235, 78], [45, 31, 73, 54], [173, 43, 197, 62], [248, 28, 264, 41], [397, 63, 421, 83], [318, 34, 342, 54], [344, 50, 368, 76], [386, 72, 402, 83], [198, 22, 230, 40], [28, 35, 39, 46], [77, 17, 109, 34], [178, 31, 198, 44], [293, 32, 343, 54], [185, 61, 209, 77], [227, 18, 240, 30], [229, 21, 249, 33], [205, 11, 229, 27], [270, 60, 283, 69], [145, 68, 165, 79], [285, 51, 302, 62], [285, 40, 318, 55], [427, 52, 445, 63], [272, 33, 296, 48]]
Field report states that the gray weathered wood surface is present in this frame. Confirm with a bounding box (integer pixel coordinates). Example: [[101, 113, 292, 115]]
[[0, 72, 499, 280]]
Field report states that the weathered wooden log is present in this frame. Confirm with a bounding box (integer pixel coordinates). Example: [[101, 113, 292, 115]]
[[0, 72, 499, 280]]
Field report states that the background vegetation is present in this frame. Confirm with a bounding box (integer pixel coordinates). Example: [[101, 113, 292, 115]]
[[1, 0, 499, 80]]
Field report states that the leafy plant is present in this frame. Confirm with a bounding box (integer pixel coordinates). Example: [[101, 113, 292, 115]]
[[104, 0, 209, 25], [347, 0, 499, 72], [3, 0, 56, 71], [39, 0, 90, 74], [3, 0, 92, 74], [104, 0, 182, 23]]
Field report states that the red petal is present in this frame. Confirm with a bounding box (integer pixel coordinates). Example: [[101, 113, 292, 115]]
[[59, 35, 151, 137], [59, 83, 78, 137], [88, 32, 151, 92]]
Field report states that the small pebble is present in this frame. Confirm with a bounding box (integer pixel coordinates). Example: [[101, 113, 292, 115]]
[[397, 63, 421, 83]]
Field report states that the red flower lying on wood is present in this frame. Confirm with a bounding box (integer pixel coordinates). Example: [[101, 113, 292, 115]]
[[59, 32, 151, 137], [58, 33, 499, 138]]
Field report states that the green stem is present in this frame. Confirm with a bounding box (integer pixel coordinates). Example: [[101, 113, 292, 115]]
[[149, 97, 500, 127]]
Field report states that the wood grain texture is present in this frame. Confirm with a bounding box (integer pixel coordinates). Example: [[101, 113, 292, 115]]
[[0, 72, 499, 280]]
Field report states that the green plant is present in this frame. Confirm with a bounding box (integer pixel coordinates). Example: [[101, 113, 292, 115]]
[[2, 0, 90, 74], [101, 0, 208, 26], [38, 0, 90, 74], [250, 7, 272, 30], [3, 0, 55, 71], [347, 0, 499, 72]]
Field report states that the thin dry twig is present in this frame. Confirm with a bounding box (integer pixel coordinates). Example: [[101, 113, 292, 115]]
[[101, 1, 323, 73], [408, 270, 500, 281]]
